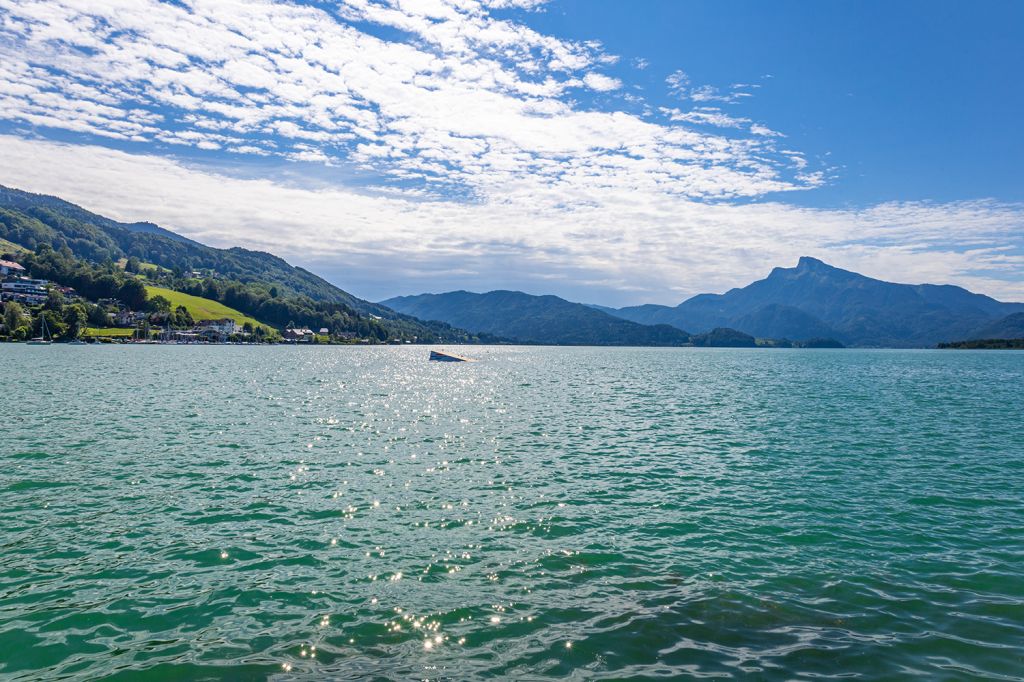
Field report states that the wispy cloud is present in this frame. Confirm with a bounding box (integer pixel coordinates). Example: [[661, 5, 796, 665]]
[[665, 69, 753, 104], [0, 0, 1019, 305], [0, 0, 814, 201], [2, 135, 1020, 305], [663, 108, 748, 129]]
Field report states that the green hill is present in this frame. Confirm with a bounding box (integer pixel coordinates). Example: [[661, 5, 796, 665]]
[[0, 185, 485, 343], [145, 286, 265, 328], [0, 184, 398, 312]]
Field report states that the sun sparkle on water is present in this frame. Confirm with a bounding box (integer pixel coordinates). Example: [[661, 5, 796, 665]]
[[2, 346, 1022, 679]]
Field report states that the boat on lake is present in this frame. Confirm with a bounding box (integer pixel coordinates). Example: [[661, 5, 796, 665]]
[[429, 350, 475, 362], [27, 315, 52, 345]]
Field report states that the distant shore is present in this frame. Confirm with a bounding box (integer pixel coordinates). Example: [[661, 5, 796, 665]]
[[9, 339, 1024, 349], [937, 338, 1024, 349]]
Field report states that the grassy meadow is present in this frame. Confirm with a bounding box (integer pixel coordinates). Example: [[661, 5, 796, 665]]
[[145, 286, 266, 329], [82, 327, 136, 338]]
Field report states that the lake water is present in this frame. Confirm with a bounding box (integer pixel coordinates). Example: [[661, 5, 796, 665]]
[[1, 345, 1022, 680]]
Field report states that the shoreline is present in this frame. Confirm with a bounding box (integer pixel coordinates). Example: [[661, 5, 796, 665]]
[[5, 341, 1022, 350]]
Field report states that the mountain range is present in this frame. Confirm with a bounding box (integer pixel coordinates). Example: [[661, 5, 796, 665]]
[[2, 184, 1021, 348], [387, 258, 1024, 348], [599, 257, 1023, 347], [381, 290, 691, 346]]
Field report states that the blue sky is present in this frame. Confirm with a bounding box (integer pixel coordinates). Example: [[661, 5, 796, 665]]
[[542, 0, 1024, 207], [0, 0, 1021, 305]]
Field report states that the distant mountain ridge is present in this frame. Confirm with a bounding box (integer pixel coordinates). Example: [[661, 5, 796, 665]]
[[382, 290, 691, 346], [385, 258, 1023, 348], [606, 257, 1024, 347], [0, 185, 356, 305], [966, 312, 1024, 341], [5, 184, 1019, 348], [0, 186, 200, 247]]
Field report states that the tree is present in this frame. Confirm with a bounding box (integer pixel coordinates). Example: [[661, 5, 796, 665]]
[[62, 304, 87, 339], [87, 303, 111, 327], [170, 305, 193, 329], [147, 295, 171, 313], [118, 278, 148, 310], [3, 301, 28, 333], [95, 274, 121, 299], [203, 279, 223, 301], [125, 256, 141, 273], [269, 286, 278, 299], [45, 288, 65, 312]]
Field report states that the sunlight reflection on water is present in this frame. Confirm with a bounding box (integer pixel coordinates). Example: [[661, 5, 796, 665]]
[[1, 345, 1022, 680]]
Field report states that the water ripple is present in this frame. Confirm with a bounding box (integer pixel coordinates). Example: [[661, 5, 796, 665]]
[[1, 346, 1022, 680]]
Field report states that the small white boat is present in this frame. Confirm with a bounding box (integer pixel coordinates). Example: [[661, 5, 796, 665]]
[[27, 315, 52, 345], [429, 350, 475, 362]]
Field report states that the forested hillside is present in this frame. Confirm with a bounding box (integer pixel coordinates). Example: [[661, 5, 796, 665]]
[[0, 186, 487, 342], [383, 290, 692, 346]]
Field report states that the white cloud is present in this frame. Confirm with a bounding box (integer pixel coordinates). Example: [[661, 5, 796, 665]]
[[665, 70, 690, 96], [666, 69, 756, 104], [0, 1, 1019, 306], [750, 123, 783, 137], [2, 135, 1020, 305], [582, 72, 622, 92], [481, 0, 549, 9], [0, 0, 814, 201], [662, 107, 748, 129]]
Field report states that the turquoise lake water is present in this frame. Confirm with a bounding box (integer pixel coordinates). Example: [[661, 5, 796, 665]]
[[1, 345, 1022, 680]]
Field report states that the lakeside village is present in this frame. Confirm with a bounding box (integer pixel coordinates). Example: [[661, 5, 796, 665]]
[[0, 257, 354, 345]]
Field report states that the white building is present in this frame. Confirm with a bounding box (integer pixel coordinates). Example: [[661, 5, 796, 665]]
[[0, 259, 26, 277], [114, 309, 147, 326], [199, 318, 237, 335], [283, 327, 315, 342], [1, 277, 48, 305]]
